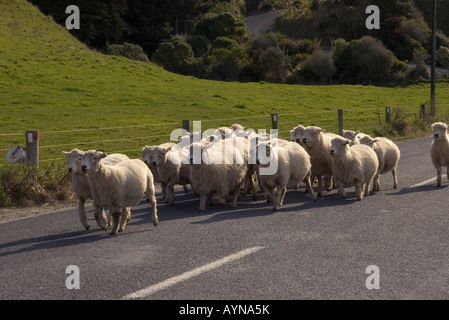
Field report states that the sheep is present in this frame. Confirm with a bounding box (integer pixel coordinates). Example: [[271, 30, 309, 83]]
[[142, 142, 189, 199], [189, 139, 248, 212], [357, 135, 400, 191], [302, 126, 336, 196], [152, 142, 191, 205], [82, 150, 158, 235], [62, 149, 129, 230], [253, 139, 316, 210], [430, 122, 449, 186], [330, 136, 379, 201]]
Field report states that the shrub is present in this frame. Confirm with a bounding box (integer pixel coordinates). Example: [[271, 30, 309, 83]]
[[437, 46, 449, 69], [302, 50, 336, 83], [212, 36, 239, 50], [187, 34, 211, 58], [249, 46, 290, 83], [152, 35, 196, 74], [194, 12, 249, 43], [352, 36, 395, 84], [106, 42, 149, 62], [208, 46, 249, 81]]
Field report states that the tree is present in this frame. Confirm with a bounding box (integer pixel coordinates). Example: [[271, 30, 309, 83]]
[[208, 46, 249, 81], [193, 12, 249, 43], [152, 35, 195, 74]]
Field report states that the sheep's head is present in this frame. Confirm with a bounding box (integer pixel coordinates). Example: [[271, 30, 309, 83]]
[[357, 134, 376, 147], [152, 146, 170, 167], [62, 149, 85, 174], [431, 122, 448, 140], [81, 150, 107, 173], [330, 137, 350, 157], [290, 125, 305, 144], [142, 146, 155, 167], [302, 126, 324, 148]]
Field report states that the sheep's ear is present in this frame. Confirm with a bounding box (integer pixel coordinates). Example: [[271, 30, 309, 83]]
[[345, 140, 350, 145], [354, 131, 360, 136], [62, 151, 70, 156], [372, 138, 380, 144], [100, 152, 107, 159]]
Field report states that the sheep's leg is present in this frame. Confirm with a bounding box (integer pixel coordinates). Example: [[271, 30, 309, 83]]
[[392, 168, 398, 189], [279, 186, 287, 207], [93, 201, 108, 231], [110, 211, 121, 235], [165, 183, 175, 205], [145, 179, 158, 226], [199, 193, 207, 212], [336, 181, 346, 199], [355, 183, 363, 201], [118, 207, 130, 233], [77, 196, 90, 230], [183, 185, 189, 193], [304, 175, 316, 201], [317, 176, 324, 197], [161, 182, 167, 200], [436, 166, 442, 186], [364, 179, 372, 197], [231, 183, 242, 208], [272, 186, 283, 210]]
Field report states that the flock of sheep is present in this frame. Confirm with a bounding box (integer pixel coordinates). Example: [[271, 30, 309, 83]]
[[62, 120, 449, 235]]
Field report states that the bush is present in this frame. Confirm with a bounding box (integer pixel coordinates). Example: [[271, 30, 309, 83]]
[[187, 34, 211, 58], [212, 36, 239, 50], [106, 42, 149, 62], [249, 46, 290, 83], [152, 35, 196, 74], [301, 50, 336, 83], [352, 36, 395, 84], [208, 46, 249, 81], [194, 12, 249, 43], [437, 46, 449, 69]]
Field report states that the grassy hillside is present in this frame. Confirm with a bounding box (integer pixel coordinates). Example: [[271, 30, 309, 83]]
[[1, 0, 449, 165]]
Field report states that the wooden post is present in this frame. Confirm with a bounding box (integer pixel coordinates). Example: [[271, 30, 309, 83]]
[[385, 107, 391, 124], [420, 104, 426, 119], [182, 120, 190, 132], [338, 109, 344, 136], [25, 130, 39, 167], [271, 113, 279, 130]]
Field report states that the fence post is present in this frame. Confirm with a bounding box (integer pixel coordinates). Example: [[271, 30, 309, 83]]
[[338, 109, 344, 136], [385, 107, 391, 124], [420, 104, 426, 119], [25, 130, 39, 167], [271, 113, 279, 131], [182, 120, 190, 133]]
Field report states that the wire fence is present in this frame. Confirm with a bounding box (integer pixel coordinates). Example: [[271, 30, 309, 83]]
[[2, 103, 449, 167]]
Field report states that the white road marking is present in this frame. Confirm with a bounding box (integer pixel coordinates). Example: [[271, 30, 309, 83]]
[[121, 246, 265, 300], [409, 177, 436, 188]]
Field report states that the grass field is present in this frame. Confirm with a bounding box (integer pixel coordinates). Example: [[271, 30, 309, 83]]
[[1, 0, 449, 166]]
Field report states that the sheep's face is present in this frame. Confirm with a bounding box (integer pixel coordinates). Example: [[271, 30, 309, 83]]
[[358, 135, 374, 147], [302, 127, 323, 148], [142, 146, 155, 167], [62, 149, 84, 174], [330, 137, 350, 157], [431, 122, 448, 140], [81, 150, 107, 173], [290, 125, 305, 145], [152, 147, 168, 167], [254, 142, 273, 165]]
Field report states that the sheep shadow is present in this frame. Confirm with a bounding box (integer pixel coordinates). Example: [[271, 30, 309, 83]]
[[388, 184, 446, 196], [0, 228, 112, 258]]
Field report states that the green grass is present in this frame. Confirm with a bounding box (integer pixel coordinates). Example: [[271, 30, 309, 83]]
[[1, 0, 449, 166]]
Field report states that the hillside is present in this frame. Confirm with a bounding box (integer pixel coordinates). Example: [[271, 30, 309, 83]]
[[1, 0, 449, 164]]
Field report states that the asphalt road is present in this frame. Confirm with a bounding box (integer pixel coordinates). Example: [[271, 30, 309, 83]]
[[1, 136, 449, 301]]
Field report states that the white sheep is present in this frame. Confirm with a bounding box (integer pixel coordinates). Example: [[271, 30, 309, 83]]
[[330, 136, 379, 201], [62, 149, 129, 230], [142, 142, 189, 199], [302, 126, 336, 196], [357, 135, 400, 191], [430, 122, 449, 186], [152, 142, 191, 205], [253, 139, 316, 210], [82, 150, 158, 235], [189, 139, 248, 212]]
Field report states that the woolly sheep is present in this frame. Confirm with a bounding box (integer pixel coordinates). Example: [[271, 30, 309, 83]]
[[357, 135, 400, 191], [82, 150, 158, 235], [430, 122, 449, 186], [62, 149, 129, 230], [253, 139, 316, 210], [189, 139, 248, 212], [330, 136, 379, 201], [152, 143, 191, 205], [302, 126, 335, 196]]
